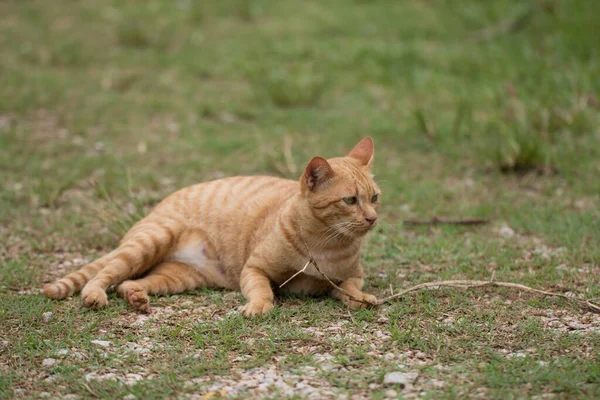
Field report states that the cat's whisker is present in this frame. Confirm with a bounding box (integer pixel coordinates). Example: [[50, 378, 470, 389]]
[[318, 223, 352, 248], [313, 221, 352, 243], [374, 221, 395, 234], [318, 223, 351, 248], [321, 221, 363, 248]]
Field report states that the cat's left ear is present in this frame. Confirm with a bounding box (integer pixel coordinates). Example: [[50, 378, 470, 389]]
[[347, 136, 374, 167]]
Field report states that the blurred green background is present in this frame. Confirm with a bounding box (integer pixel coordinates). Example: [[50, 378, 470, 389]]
[[1, 0, 598, 256]]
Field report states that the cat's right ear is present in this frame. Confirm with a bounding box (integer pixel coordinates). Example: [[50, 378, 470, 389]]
[[303, 157, 334, 190]]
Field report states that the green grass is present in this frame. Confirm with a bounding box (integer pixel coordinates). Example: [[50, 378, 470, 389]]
[[1, 0, 600, 398]]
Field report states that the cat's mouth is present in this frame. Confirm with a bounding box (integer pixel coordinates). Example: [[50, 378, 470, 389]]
[[365, 223, 377, 232], [356, 222, 377, 235]]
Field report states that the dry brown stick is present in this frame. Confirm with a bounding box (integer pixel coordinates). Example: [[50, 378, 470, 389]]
[[471, 5, 535, 43], [403, 217, 489, 226], [293, 226, 600, 313], [375, 280, 600, 313], [279, 261, 311, 288]]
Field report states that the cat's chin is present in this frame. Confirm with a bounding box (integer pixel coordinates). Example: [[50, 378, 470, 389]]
[[350, 225, 375, 237]]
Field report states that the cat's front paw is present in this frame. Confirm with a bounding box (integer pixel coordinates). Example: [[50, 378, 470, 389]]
[[241, 301, 274, 317], [343, 292, 378, 308], [81, 287, 108, 309]]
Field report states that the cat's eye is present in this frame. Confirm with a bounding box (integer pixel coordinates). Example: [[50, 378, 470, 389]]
[[343, 196, 357, 205], [371, 194, 379, 203]]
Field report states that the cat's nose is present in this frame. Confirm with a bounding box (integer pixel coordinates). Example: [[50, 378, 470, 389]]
[[365, 216, 377, 225]]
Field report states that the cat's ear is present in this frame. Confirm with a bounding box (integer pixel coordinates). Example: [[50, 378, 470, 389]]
[[347, 136, 374, 167], [303, 156, 334, 190]]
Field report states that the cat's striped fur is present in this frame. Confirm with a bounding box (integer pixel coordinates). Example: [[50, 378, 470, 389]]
[[43, 137, 380, 316]]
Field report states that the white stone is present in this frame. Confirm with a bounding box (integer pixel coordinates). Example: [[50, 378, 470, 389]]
[[42, 312, 54, 322], [42, 358, 56, 367], [383, 371, 419, 386], [85, 372, 117, 382], [91, 340, 111, 348], [499, 225, 515, 238]]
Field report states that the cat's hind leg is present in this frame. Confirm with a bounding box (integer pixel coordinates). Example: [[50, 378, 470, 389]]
[[81, 218, 182, 309], [117, 229, 225, 312], [117, 261, 207, 312]]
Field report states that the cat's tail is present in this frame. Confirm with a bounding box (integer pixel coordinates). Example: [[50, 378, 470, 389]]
[[42, 250, 118, 300]]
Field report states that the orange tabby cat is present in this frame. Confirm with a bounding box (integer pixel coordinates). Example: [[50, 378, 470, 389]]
[[43, 137, 380, 316]]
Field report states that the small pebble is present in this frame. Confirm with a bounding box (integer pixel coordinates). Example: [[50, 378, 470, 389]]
[[383, 371, 419, 386], [42, 358, 56, 367], [499, 225, 515, 238], [91, 340, 111, 348], [42, 312, 54, 322]]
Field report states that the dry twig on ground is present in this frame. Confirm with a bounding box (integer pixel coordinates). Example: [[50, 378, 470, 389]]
[[285, 226, 600, 314], [375, 280, 600, 313], [471, 5, 535, 43], [403, 217, 489, 226]]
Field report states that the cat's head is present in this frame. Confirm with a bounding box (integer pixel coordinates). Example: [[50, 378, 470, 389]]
[[300, 137, 381, 239]]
